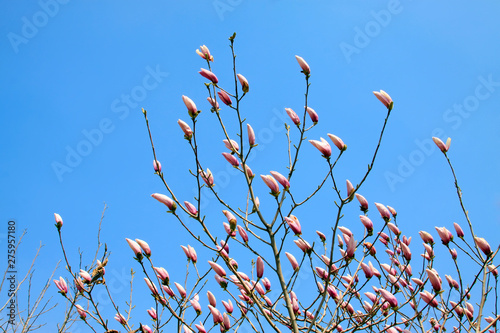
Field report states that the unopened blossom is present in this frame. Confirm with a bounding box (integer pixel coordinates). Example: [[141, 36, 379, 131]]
[[237, 74, 249, 93], [174, 282, 186, 298], [316, 230, 326, 242], [295, 55, 310, 75], [328, 133, 346, 151], [75, 278, 85, 292], [261, 174, 280, 196], [306, 106, 318, 124], [154, 267, 169, 285], [207, 97, 219, 110], [270, 171, 290, 190], [79, 269, 92, 283], [285, 215, 302, 235], [222, 300, 233, 313], [420, 290, 438, 307], [194, 322, 207, 333], [374, 203, 391, 221], [115, 313, 127, 325], [144, 278, 159, 296], [196, 45, 213, 61], [153, 160, 162, 173], [75, 304, 86, 319], [200, 168, 214, 187], [379, 289, 398, 308], [346, 235, 356, 258], [387, 206, 397, 217], [309, 137, 332, 157], [223, 223, 236, 237], [207, 290, 217, 307], [432, 137, 451, 153], [126, 238, 142, 259], [221, 152, 239, 167], [364, 242, 377, 256], [199, 68, 218, 84], [244, 164, 254, 179], [182, 95, 199, 117], [450, 248, 458, 259], [488, 264, 498, 276], [361, 262, 374, 279], [419, 231, 434, 244], [135, 239, 151, 256], [54, 277, 68, 294], [453, 222, 464, 238], [178, 119, 193, 140], [146, 307, 157, 320], [208, 261, 226, 277], [54, 213, 63, 229], [346, 179, 355, 199], [184, 201, 198, 216], [151, 193, 176, 211], [188, 245, 197, 263], [237, 225, 249, 243], [373, 90, 393, 111], [223, 139, 239, 152], [475, 237, 492, 256], [294, 239, 312, 253], [445, 275, 459, 290], [285, 108, 301, 125], [208, 305, 223, 324], [256, 256, 264, 279], [222, 210, 237, 231], [435, 226, 453, 245], [400, 242, 411, 261], [247, 124, 256, 146], [286, 252, 299, 271], [262, 277, 271, 290], [359, 215, 373, 235], [426, 269, 442, 292], [387, 223, 400, 236], [217, 90, 232, 105]]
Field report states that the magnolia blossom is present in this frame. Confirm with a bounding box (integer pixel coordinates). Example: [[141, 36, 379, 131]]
[[309, 138, 332, 157], [178, 119, 193, 140], [286, 252, 299, 271], [285, 108, 301, 125], [151, 193, 176, 211], [270, 171, 290, 190], [237, 74, 249, 93], [135, 238, 151, 256], [222, 152, 239, 167], [256, 256, 264, 279], [75, 304, 86, 319], [355, 193, 369, 211], [54, 213, 63, 228], [373, 90, 393, 110], [196, 45, 213, 61], [327, 133, 346, 151], [432, 137, 451, 153], [223, 139, 239, 152], [261, 174, 280, 196], [54, 277, 68, 294], [184, 201, 198, 216], [208, 261, 226, 277], [217, 90, 232, 105], [247, 124, 256, 146], [295, 55, 310, 75], [199, 68, 218, 83], [306, 106, 318, 123], [374, 203, 391, 221], [285, 215, 301, 235], [182, 95, 198, 117]]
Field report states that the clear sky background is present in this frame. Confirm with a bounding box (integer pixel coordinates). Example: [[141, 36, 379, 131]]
[[1, 1, 500, 331]]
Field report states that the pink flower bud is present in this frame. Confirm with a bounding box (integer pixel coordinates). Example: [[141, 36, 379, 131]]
[[126, 238, 142, 259], [400, 242, 411, 261], [450, 248, 458, 259], [222, 312, 231, 330], [207, 97, 219, 110], [374, 203, 391, 221], [79, 269, 91, 283], [153, 160, 162, 173], [359, 215, 374, 235], [378, 288, 398, 308], [75, 304, 86, 319], [223, 223, 236, 237], [217, 91, 232, 105], [135, 238, 151, 256], [195, 322, 207, 333], [54, 213, 63, 229], [144, 278, 159, 296], [207, 290, 217, 307], [453, 222, 464, 238], [188, 245, 197, 263], [261, 174, 280, 196], [445, 274, 459, 290], [247, 124, 256, 146], [309, 138, 332, 157], [222, 299, 233, 313], [75, 278, 85, 292], [387, 223, 400, 236], [373, 90, 393, 111], [244, 164, 254, 179], [222, 210, 237, 231], [327, 133, 346, 151], [488, 264, 498, 276], [346, 235, 356, 258], [237, 225, 249, 243], [208, 305, 223, 324], [295, 55, 310, 75], [237, 74, 249, 93], [223, 139, 239, 152], [154, 267, 169, 285], [432, 137, 451, 153], [306, 106, 318, 124], [286, 252, 299, 271], [294, 239, 312, 253], [184, 201, 198, 216], [147, 307, 157, 320], [175, 282, 186, 298], [262, 277, 271, 291], [283, 108, 301, 127], [162, 285, 175, 297], [285, 215, 301, 235], [208, 261, 227, 277], [420, 290, 438, 307], [178, 119, 193, 140], [435, 226, 453, 245], [256, 256, 264, 279], [316, 230, 326, 242], [222, 152, 240, 167], [475, 236, 492, 256], [419, 231, 434, 244], [270, 171, 290, 190], [182, 95, 199, 117], [199, 68, 218, 84], [346, 179, 355, 199], [115, 313, 127, 325], [426, 269, 442, 292], [196, 45, 213, 61], [361, 262, 373, 279], [54, 276, 68, 294], [200, 168, 214, 187], [387, 206, 397, 217], [151, 193, 177, 211]]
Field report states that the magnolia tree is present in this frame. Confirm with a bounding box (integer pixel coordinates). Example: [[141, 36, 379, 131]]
[[51, 34, 499, 333]]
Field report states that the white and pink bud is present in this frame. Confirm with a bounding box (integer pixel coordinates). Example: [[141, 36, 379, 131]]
[[196, 45, 213, 61], [295, 55, 310, 75], [222, 210, 237, 231], [378, 288, 398, 308], [126, 238, 143, 259], [151, 193, 176, 211], [208, 261, 227, 277], [256, 256, 264, 279], [237, 225, 249, 243], [346, 180, 355, 199], [114, 313, 127, 325], [435, 227, 453, 245], [154, 267, 169, 285], [285, 215, 302, 236], [223, 139, 239, 152], [54, 276, 68, 294], [285, 108, 301, 126], [217, 91, 232, 105], [306, 106, 318, 124], [373, 90, 393, 111], [327, 133, 346, 151], [199, 68, 218, 84], [222, 152, 240, 167], [184, 201, 198, 216], [261, 174, 280, 196], [207, 97, 219, 110], [182, 95, 199, 117], [309, 138, 332, 157], [374, 203, 391, 221], [475, 237, 492, 256], [286, 252, 299, 271], [54, 213, 63, 229], [270, 171, 290, 190], [247, 124, 256, 146], [79, 269, 92, 283], [237, 74, 249, 93], [432, 137, 451, 153], [178, 119, 193, 140], [135, 238, 151, 256], [200, 168, 214, 187], [153, 160, 162, 173]]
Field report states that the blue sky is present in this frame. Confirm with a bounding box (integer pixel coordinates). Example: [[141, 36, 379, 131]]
[[1, 1, 500, 331]]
